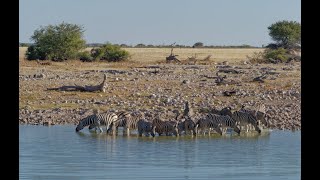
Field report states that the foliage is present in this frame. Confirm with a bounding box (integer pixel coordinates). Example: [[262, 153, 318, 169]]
[[26, 22, 86, 61], [91, 48, 105, 61], [25, 45, 46, 60], [91, 43, 130, 62], [247, 48, 290, 63], [78, 51, 93, 62], [135, 43, 146, 48], [264, 48, 290, 62], [193, 42, 204, 48], [268, 20, 301, 48], [102, 43, 130, 62]]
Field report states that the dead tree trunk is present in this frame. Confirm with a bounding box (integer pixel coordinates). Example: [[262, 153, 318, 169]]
[[47, 73, 108, 92]]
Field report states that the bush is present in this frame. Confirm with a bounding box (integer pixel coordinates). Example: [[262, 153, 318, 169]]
[[78, 51, 93, 62], [264, 48, 289, 62], [247, 48, 291, 63], [93, 43, 130, 62], [25, 45, 46, 60], [193, 42, 204, 48], [91, 48, 105, 60]]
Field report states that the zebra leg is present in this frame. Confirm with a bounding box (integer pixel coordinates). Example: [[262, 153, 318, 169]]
[[99, 126, 103, 133], [126, 127, 130, 136]]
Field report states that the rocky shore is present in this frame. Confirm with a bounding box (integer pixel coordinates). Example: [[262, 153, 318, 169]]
[[19, 61, 301, 131]]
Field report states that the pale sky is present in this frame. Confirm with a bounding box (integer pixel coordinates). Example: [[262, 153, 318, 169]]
[[19, 0, 301, 47]]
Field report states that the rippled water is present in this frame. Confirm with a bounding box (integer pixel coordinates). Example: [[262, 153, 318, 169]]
[[19, 125, 300, 180]]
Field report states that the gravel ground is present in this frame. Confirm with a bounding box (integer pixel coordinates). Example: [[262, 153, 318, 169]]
[[19, 60, 301, 131]]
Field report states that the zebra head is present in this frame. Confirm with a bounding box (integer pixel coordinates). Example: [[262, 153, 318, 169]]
[[75, 122, 84, 132], [256, 111, 268, 127], [88, 124, 95, 130], [219, 107, 232, 116]]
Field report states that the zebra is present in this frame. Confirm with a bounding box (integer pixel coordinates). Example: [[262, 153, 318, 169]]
[[194, 117, 222, 136], [183, 101, 194, 118], [221, 107, 261, 133], [75, 112, 118, 133], [88, 111, 131, 135], [205, 113, 240, 135], [151, 116, 179, 136], [122, 111, 145, 136], [137, 119, 155, 137], [177, 116, 196, 136], [172, 109, 184, 121], [239, 104, 268, 129]]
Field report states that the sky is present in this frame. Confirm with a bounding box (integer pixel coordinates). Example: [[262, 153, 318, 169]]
[[19, 0, 301, 47]]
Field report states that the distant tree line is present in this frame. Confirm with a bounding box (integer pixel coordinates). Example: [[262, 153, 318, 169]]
[[85, 43, 260, 48], [23, 20, 300, 63], [21, 42, 260, 48]]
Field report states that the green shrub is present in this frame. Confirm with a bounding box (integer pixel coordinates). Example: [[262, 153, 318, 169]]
[[93, 43, 130, 62], [91, 48, 105, 60], [25, 45, 46, 60], [78, 51, 93, 62], [264, 48, 289, 62]]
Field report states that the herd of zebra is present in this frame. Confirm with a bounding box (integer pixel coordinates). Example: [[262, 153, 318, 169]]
[[75, 102, 268, 137]]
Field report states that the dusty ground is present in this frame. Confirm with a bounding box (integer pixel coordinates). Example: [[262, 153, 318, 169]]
[[19, 47, 300, 130]]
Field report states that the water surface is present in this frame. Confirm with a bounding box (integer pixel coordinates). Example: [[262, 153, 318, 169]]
[[19, 125, 300, 180]]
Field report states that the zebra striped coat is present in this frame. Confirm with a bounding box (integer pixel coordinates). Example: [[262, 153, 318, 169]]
[[221, 108, 261, 133], [75, 112, 118, 133], [152, 118, 179, 136], [206, 113, 240, 135], [88, 111, 131, 134], [194, 117, 222, 135], [177, 117, 196, 136], [239, 104, 268, 128], [123, 112, 145, 135], [137, 119, 154, 137]]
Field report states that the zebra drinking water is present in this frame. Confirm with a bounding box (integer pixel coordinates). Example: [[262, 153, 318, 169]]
[[221, 107, 261, 133], [177, 117, 196, 136], [205, 113, 240, 135], [194, 117, 222, 136], [122, 111, 145, 136], [239, 104, 268, 129], [75, 112, 118, 133], [89, 111, 131, 135], [151, 116, 179, 136], [137, 119, 154, 137]]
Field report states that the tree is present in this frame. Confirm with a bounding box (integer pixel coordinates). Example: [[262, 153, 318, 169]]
[[193, 42, 204, 48], [26, 22, 86, 60], [268, 20, 301, 48]]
